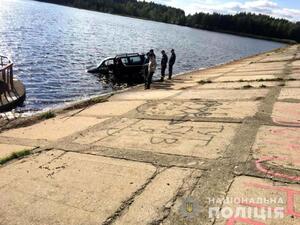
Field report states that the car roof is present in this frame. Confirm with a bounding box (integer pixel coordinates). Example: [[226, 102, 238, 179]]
[[103, 57, 114, 61], [116, 53, 143, 58]]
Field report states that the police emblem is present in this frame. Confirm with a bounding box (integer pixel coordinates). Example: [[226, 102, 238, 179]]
[[179, 196, 201, 220]]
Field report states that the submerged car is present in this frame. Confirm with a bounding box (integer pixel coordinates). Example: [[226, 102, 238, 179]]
[[88, 53, 148, 82]]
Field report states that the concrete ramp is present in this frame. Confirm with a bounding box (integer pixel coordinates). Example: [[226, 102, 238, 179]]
[[0, 45, 300, 225]]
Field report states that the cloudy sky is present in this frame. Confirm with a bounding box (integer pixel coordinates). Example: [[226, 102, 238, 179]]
[[148, 0, 300, 21]]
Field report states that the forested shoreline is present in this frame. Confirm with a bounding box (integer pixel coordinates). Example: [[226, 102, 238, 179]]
[[35, 0, 300, 43]]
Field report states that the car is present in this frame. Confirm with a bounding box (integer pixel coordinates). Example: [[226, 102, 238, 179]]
[[88, 53, 148, 83]]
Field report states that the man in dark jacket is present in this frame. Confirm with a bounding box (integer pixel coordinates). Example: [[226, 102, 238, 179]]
[[160, 50, 168, 81], [168, 49, 176, 80]]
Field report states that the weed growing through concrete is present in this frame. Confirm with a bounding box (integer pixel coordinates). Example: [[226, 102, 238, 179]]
[[39, 111, 56, 120], [242, 85, 253, 89], [223, 78, 296, 83], [0, 150, 31, 165], [198, 80, 212, 84]]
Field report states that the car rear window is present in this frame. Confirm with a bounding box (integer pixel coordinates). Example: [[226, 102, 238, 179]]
[[129, 56, 142, 65]]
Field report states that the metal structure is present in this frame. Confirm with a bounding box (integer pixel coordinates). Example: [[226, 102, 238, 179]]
[[0, 55, 14, 91]]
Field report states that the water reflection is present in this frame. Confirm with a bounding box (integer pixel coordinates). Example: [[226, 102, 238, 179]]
[[0, 0, 284, 112]]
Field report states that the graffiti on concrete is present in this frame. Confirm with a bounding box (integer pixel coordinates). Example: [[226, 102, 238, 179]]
[[243, 182, 300, 218], [226, 217, 266, 225], [267, 128, 300, 151], [256, 157, 300, 182], [129, 122, 225, 146], [273, 103, 300, 127], [254, 127, 300, 181], [226, 182, 300, 224], [137, 100, 224, 119]]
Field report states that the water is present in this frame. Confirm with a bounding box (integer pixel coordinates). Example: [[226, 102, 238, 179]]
[[0, 0, 284, 112]]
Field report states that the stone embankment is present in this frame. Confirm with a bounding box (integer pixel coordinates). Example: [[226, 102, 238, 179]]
[[0, 45, 300, 225]]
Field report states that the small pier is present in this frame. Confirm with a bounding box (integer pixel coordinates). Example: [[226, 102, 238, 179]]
[[0, 55, 26, 112]]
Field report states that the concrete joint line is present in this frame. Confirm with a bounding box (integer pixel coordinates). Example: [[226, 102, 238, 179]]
[[150, 170, 202, 225], [101, 167, 164, 225]]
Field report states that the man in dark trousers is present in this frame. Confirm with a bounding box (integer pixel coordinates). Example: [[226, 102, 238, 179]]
[[160, 50, 168, 82], [145, 50, 157, 89], [168, 49, 176, 80]]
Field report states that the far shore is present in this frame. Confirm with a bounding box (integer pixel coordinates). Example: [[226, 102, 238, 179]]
[[34, 1, 298, 45]]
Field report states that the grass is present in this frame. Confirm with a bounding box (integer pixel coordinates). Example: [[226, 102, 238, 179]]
[[39, 111, 56, 120], [0, 150, 31, 165], [242, 85, 253, 89], [198, 80, 212, 84], [256, 78, 284, 82]]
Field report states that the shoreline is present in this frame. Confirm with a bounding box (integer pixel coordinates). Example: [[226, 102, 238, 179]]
[[0, 45, 288, 131], [26, 44, 290, 114]]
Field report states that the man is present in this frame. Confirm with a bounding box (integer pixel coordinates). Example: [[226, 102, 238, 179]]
[[145, 51, 157, 89], [160, 50, 168, 82], [168, 49, 176, 80], [149, 49, 156, 59]]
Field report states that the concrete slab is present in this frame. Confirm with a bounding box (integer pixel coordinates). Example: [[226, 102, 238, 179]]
[[113, 167, 195, 225], [110, 90, 180, 100], [278, 88, 300, 100], [196, 81, 281, 89], [68, 100, 145, 117], [259, 55, 294, 62], [247, 62, 286, 68], [0, 150, 157, 225], [225, 71, 283, 76], [290, 72, 300, 80], [285, 81, 300, 87], [247, 64, 286, 68], [214, 176, 300, 225], [0, 116, 108, 141], [272, 102, 300, 127], [151, 81, 197, 90], [72, 118, 137, 145], [136, 100, 259, 119], [292, 61, 300, 67], [174, 89, 268, 100], [75, 119, 239, 159], [253, 126, 300, 171], [214, 75, 278, 82], [0, 144, 33, 159], [234, 68, 284, 73]]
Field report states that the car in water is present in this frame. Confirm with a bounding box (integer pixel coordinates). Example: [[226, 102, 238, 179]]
[[88, 53, 148, 83]]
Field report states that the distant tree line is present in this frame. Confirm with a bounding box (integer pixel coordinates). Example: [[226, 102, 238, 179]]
[[35, 0, 186, 25], [36, 0, 300, 42], [186, 12, 300, 43]]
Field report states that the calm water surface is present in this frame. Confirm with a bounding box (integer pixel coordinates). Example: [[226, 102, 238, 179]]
[[0, 0, 284, 112]]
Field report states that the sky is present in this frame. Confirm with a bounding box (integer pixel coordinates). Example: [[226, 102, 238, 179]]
[[146, 0, 300, 21]]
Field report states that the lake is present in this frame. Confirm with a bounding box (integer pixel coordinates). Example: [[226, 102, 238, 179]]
[[0, 0, 284, 112]]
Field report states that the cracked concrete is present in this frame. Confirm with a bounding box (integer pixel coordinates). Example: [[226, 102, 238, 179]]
[[1, 45, 300, 225]]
